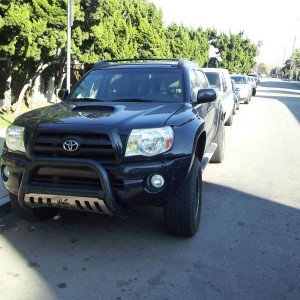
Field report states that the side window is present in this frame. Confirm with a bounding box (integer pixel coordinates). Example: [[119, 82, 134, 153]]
[[189, 69, 201, 102], [197, 70, 209, 88]]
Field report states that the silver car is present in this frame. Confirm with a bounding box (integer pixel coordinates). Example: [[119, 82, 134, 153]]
[[230, 74, 252, 104]]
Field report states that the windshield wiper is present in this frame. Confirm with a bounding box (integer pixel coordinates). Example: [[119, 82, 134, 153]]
[[111, 98, 152, 102]]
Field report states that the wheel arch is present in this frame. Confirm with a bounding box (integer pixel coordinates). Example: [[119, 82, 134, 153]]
[[194, 131, 206, 163]]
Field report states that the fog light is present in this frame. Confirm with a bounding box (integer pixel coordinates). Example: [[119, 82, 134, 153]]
[[3, 166, 10, 178], [1, 165, 10, 181], [150, 174, 164, 188]]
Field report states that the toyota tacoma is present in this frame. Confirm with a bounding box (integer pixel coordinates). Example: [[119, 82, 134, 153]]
[[1, 58, 225, 237]]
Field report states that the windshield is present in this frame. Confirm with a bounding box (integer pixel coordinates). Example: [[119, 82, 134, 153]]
[[69, 68, 184, 103], [231, 76, 247, 84]]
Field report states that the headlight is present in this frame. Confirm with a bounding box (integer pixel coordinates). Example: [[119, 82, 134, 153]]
[[125, 126, 174, 157], [5, 125, 25, 152]]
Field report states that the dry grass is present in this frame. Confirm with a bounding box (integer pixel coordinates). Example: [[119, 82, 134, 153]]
[[0, 101, 53, 129]]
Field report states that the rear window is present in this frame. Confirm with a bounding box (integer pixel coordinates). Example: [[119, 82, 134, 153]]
[[205, 72, 220, 88]]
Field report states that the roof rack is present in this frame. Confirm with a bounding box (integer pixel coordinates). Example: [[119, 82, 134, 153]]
[[92, 58, 184, 69]]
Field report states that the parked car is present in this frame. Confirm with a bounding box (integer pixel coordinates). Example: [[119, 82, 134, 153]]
[[230, 74, 252, 104], [248, 76, 257, 96], [248, 73, 260, 84], [202, 68, 235, 126], [231, 79, 240, 113], [1, 58, 225, 237]]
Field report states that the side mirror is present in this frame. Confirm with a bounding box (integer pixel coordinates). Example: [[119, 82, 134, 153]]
[[197, 88, 217, 103], [58, 89, 69, 101]]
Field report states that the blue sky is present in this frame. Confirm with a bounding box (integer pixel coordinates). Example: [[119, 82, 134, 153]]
[[150, 0, 300, 67]]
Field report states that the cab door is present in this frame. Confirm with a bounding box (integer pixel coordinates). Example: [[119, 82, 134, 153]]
[[188, 68, 216, 146]]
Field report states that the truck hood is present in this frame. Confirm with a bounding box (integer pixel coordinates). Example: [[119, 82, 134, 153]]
[[15, 102, 184, 129]]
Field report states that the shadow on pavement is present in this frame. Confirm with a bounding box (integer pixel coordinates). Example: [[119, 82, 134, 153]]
[[1, 181, 300, 299], [257, 79, 300, 123], [259, 79, 300, 93]]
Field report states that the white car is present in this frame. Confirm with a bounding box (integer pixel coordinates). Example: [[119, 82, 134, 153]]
[[203, 68, 235, 126], [248, 76, 257, 96], [230, 74, 252, 104], [248, 73, 260, 84]]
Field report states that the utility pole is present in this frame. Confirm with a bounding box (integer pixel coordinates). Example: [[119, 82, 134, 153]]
[[67, 0, 73, 91], [256, 40, 262, 73], [289, 37, 296, 80], [283, 47, 286, 64]]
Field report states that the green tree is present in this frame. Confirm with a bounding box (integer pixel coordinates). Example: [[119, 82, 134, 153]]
[[291, 48, 300, 80], [208, 31, 258, 73], [165, 24, 209, 64], [257, 62, 268, 75], [0, 0, 67, 113], [0, 0, 261, 116], [72, 0, 170, 64]]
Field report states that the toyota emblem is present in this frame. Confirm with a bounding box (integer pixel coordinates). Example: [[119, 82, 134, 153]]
[[63, 140, 80, 152]]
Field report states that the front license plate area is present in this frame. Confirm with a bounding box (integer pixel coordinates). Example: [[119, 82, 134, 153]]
[[24, 193, 112, 214]]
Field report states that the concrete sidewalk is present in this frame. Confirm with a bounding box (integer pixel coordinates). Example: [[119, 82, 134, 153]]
[[0, 127, 10, 216]]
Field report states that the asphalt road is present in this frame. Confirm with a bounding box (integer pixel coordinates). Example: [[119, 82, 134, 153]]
[[0, 78, 299, 300]]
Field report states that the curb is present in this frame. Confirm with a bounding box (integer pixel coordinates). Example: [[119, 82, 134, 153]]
[[0, 128, 10, 216]]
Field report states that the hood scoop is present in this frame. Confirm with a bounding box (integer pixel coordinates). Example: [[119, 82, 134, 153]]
[[72, 105, 116, 112], [72, 105, 116, 120]]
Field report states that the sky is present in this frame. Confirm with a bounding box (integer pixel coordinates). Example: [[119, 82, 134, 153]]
[[150, 0, 300, 67]]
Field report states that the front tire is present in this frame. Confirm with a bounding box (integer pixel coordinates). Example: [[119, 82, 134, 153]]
[[225, 109, 233, 126], [9, 193, 58, 221], [244, 94, 250, 104], [164, 158, 202, 237], [233, 103, 237, 115]]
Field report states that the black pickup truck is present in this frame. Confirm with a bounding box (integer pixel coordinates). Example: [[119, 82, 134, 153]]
[[1, 58, 225, 237]]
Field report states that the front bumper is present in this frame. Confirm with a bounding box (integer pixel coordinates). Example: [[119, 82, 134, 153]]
[[1, 153, 193, 217]]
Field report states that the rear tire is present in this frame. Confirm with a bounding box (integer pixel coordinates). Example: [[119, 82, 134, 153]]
[[164, 158, 202, 237], [225, 109, 233, 126], [210, 121, 225, 163], [9, 193, 58, 221]]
